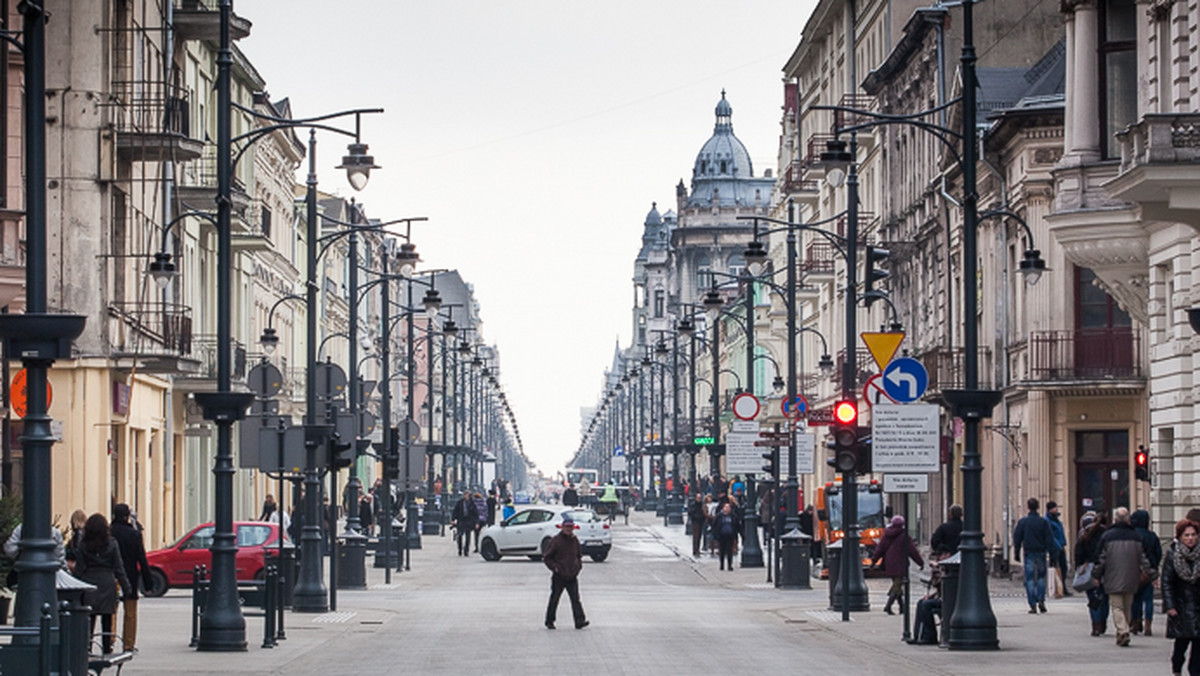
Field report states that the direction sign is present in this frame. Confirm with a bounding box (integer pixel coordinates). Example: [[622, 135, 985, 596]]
[[806, 406, 834, 426], [732, 393, 760, 421], [882, 357, 928, 403], [782, 395, 807, 419], [871, 403, 940, 472], [884, 474, 929, 493]]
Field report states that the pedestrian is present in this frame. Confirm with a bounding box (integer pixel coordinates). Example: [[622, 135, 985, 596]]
[[688, 493, 706, 557], [705, 494, 718, 556], [561, 483, 579, 507], [1045, 501, 1072, 597], [713, 502, 740, 571], [1076, 511, 1110, 635], [1162, 518, 1200, 676], [472, 492, 488, 552], [359, 494, 375, 537], [73, 513, 133, 655], [599, 481, 620, 523], [931, 504, 963, 556], [110, 504, 151, 652], [542, 514, 588, 630], [486, 490, 498, 526], [757, 486, 775, 547], [1013, 497, 1059, 614], [65, 508, 87, 569], [259, 494, 277, 522], [1129, 508, 1163, 635], [451, 492, 477, 556], [872, 515, 924, 615], [502, 498, 515, 521], [1092, 506, 1157, 647]]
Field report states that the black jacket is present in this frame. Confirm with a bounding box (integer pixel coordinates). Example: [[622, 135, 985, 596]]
[[110, 520, 152, 600], [452, 496, 478, 527], [931, 518, 963, 555], [74, 539, 133, 615], [1163, 541, 1200, 638], [1013, 511, 1058, 558]]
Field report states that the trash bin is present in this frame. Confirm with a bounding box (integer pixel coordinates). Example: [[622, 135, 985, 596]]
[[826, 539, 843, 609], [778, 527, 811, 589], [373, 519, 403, 569], [57, 569, 95, 675], [267, 541, 297, 608], [337, 530, 367, 589], [938, 551, 961, 648], [422, 505, 442, 535]]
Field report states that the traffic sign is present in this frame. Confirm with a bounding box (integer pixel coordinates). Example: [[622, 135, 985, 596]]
[[862, 331, 905, 369], [10, 368, 51, 419], [725, 425, 762, 475], [863, 373, 897, 408], [882, 357, 928, 403], [884, 474, 929, 493], [871, 403, 940, 472], [781, 395, 807, 419], [731, 393, 760, 421], [806, 407, 834, 426]]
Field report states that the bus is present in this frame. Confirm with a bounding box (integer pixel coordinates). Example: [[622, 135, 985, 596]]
[[565, 469, 599, 494], [815, 479, 886, 577]]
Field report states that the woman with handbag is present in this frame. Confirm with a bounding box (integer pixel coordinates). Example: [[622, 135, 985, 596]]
[[1076, 511, 1110, 636], [1162, 519, 1200, 676]]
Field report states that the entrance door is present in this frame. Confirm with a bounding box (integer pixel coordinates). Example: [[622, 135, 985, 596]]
[[1074, 430, 1131, 517]]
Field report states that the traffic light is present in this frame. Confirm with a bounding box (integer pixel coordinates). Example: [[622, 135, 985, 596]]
[[863, 245, 890, 302], [1135, 445, 1149, 482], [855, 427, 872, 475], [762, 449, 777, 479], [829, 400, 859, 473]]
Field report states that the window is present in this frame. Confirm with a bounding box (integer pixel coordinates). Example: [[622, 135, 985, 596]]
[[1100, 0, 1137, 158], [696, 255, 712, 291], [260, 205, 272, 239], [1076, 267, 1131, 329], [237, 524, 272, 547], [654, 290, 664, 318]]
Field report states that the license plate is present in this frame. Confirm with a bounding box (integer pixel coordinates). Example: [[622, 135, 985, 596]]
[[585, 540, 602, 547]]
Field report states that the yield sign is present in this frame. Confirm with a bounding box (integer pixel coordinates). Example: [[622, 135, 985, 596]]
[[861, 331, 905, 370]]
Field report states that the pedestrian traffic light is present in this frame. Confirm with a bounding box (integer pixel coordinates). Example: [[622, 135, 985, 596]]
[[762, 449, 777, 479], [829, 400, 859, 472], [1135, 445, 1149, 482], [864, 245, 890, 302]]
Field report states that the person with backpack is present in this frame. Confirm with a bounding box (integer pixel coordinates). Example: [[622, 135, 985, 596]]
[[872, 515, 924, 615]]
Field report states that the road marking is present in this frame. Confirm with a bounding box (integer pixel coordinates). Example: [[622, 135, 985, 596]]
[[369, 583, 400, 590], [312, 611, 357, 624], [805, 610, 854, 623]]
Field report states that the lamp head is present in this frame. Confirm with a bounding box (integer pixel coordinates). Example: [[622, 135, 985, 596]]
[[818, 354, 835, 375], [743, 238, 768, 276], [422, 287, 442, 318], [677, 317, 695, 335], [442, 319, 459, 339], [703, 287, 724, 320], [821, 138, 852, 188], [148, 251, 178, 290], [337, 142, 380, 192], [260, 327, 279, 356], [655, 340, 669, 357], [1020, 248, 1046, 286], [772, 375, 785, 393], [395, 242, 420, 279]]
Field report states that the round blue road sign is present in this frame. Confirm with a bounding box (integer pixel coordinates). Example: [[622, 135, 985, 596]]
[[882, 356, 928, 403]]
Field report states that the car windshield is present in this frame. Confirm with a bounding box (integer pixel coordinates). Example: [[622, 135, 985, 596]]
[[827, 491, 885, 531], [564, 510, 598, 523]]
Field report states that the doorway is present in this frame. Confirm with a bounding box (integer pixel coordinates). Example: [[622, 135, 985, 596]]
[[1074, 429, 1130, 517]]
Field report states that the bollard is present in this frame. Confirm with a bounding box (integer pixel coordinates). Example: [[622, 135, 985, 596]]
[[189, 565, 207, 647], [337, 530, 368, 589], [778, 528, 811, 589], [261, 565, 276, 649], [938, 552, 961, 648], [56, 568, 94, 674]]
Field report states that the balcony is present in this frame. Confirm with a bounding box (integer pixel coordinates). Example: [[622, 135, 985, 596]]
[[1027, 328, 1142, 383], [172, 0, 251, 42], [781, 161, 820, 205], [834, 94, 879, 151], [113, 82, 203, 163], [0, 208, 23, 308], [918, 346, 995, 397], [802, 133, 836, 182], [835, 347, 874, 389], [175, 334, 248, 393], [108, 301, 199, 374], [175, 145, 254, 220], [1107, 113, 1200, 231]]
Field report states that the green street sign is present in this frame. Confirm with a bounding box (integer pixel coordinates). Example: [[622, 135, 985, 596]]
[[693, 436, 716, 446]]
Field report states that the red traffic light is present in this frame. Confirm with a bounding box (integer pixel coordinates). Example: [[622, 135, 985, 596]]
[[834, 400, 858, 425], [1135, 450, 1147, 466]]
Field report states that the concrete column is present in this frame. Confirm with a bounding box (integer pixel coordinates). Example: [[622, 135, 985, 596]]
[[1069, 2, 1101, 163]]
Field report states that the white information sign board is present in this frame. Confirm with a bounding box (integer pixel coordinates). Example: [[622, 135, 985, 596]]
[[883, 474, 929, 493], [791, 432, 816, 475], [871, 403, 940, 472], [725, 421, 761, 475]]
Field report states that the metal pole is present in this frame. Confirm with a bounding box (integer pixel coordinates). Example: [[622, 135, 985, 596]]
[[379, 266, 393, 581], [947, 0, 1000, 649], [292, 129, 329, 613], [741, 275, 763, 567], [345, 204, 362, 533], [404, 280, 417, 568], [837, 130, 869, 616], [668, 334, 682, 525]]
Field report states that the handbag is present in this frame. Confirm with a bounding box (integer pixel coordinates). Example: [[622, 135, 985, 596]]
[[1072, 562, 1097, 592]]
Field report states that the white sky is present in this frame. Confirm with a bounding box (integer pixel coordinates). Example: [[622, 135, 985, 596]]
[[236, 0, 818, 476]]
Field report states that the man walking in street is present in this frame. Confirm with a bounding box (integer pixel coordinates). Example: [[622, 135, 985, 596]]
[[542, 515, 588, 630], [1045, 500, 1072, 597], [452, 492, 477, 557], [111, 503, 152, 651], [561, 483, 579, 507], [1093, 506, 1157, 647], [1013, 497, 1059, 614]]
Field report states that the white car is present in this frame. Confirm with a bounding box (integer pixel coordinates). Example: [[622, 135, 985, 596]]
[[479, 506, 611, 562]]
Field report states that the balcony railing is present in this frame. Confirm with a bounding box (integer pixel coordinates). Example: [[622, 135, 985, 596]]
[[918, 346, 995, 393], [781, 161, 820, 195], [803, 133, 836, 175], [835, 347, 873, 389], [1116, 113, 1200, 175], [1028, 328, 1141, 381], [833, 94, 878, 132], [188, 335, 247, 381], [108, 301, 193, 357]]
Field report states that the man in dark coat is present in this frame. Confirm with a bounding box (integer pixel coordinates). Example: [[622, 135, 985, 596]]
[[1045, 501, 1072, 597], [1129, 508, 1163, 635], [111, 503, 151, 651], [931, 504, 963, 556], [1093, 507, 1156, 647], [1013, 497, 1059, 614], [451, 493, 478, 557], [561, 484, 579, 507], [542, 514, 588, 630]]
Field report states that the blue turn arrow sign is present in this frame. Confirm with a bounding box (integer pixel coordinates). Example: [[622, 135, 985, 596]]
[[882, 357, 928, 403]]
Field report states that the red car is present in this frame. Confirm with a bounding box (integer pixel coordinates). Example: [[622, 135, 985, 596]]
[[144, 521, 287, 597]]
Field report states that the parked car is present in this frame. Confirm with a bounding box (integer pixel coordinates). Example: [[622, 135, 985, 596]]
[[478, 506, 611, 562], [143, 521, 288, 597]]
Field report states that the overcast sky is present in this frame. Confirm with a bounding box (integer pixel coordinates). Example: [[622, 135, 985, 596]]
[[236, 0, 818, 476]]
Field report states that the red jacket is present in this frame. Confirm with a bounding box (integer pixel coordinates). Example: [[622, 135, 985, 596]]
[[872, 523, 924, 577]]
